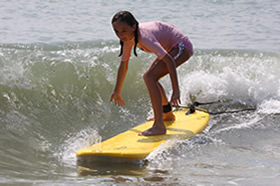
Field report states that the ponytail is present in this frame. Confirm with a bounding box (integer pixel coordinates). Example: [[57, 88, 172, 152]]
[[133, 23, 139, 57], [118, 40, 124, 57]]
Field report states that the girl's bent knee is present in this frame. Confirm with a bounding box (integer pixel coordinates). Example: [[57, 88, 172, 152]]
[[143, 72, 157, 84], [143, 72, 150, 82]]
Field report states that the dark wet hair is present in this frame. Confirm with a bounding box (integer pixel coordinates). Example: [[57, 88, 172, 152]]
[[112, 11, 139, 57]]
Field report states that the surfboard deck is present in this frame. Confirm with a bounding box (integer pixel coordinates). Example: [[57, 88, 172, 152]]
[[76, 109, 210, 162]]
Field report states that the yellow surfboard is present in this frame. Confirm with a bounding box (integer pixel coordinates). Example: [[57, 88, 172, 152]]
[[76, 109, 210, 162]]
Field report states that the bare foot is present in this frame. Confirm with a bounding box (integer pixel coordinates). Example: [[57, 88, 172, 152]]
[[147, 112, 176, 121], [138, 125, 166, 136]]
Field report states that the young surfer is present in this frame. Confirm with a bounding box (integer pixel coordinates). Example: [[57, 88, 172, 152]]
[[110, 11, 193, 136]]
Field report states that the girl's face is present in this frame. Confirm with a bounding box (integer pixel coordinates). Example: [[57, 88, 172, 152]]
[[113, 20, 136, 42]]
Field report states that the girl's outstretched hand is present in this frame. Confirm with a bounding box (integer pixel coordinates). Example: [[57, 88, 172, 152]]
[[170, 90, 181, 107], [110, 92, 126, 107]]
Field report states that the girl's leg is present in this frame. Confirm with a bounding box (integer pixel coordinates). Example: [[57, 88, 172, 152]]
[[142, 72, 166, 136], [147, 82, 176, 121], [157, 83, 168, 105], [158, 83, 176, 120], [140, 47, 192, 136]]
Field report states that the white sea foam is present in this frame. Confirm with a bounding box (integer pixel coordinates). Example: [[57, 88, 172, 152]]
[[56, 127, 101, 165], [258, 99, 280, 114]]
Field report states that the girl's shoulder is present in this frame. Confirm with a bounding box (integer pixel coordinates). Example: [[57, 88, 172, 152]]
[[140, 21, 165, 28], [140, 21, 175, 33]]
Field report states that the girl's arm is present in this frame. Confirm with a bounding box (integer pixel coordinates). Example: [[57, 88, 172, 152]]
[[161, 54, 181, 107], [110, 60, 129, 106]]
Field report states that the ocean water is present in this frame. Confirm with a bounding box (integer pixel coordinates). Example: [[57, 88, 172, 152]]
[[1, 0, 280, 185]]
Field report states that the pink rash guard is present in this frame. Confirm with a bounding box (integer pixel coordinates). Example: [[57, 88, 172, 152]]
[[121, 21, 192, 62]]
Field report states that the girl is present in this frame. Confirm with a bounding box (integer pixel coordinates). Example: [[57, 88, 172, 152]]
[[110, 11, 193, 136]]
